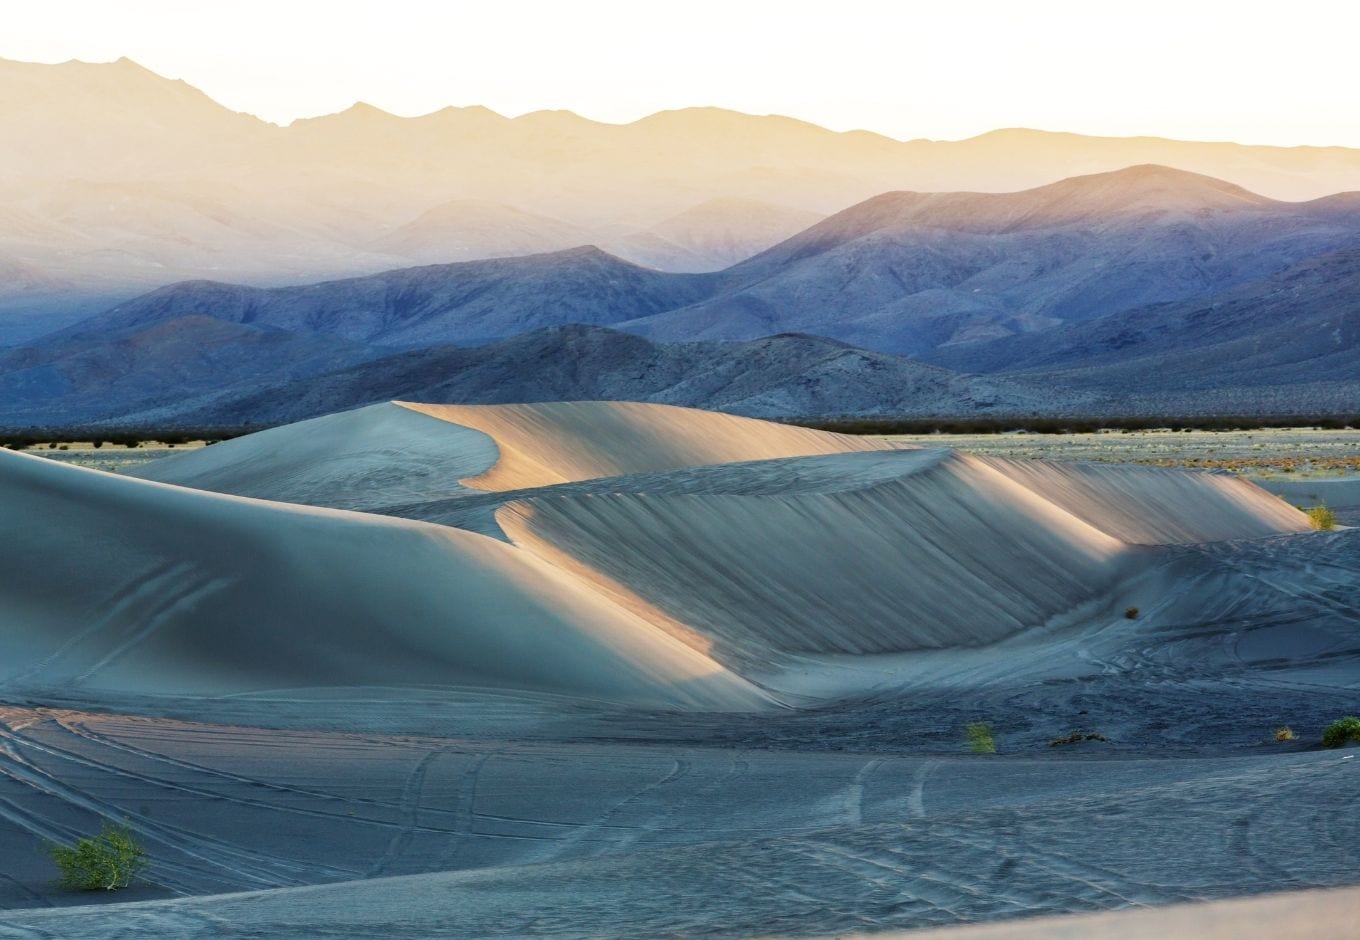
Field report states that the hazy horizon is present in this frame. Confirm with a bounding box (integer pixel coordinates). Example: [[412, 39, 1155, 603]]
[[6, 0, 1360, 148]]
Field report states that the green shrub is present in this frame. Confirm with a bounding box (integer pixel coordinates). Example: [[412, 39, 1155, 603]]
[[965, 722, 996, 754], [49, 822, 147, 891], [1321, 716, 1360, 749], [1306, 505, 1337, 531], [1049, 731, 1109, 747]]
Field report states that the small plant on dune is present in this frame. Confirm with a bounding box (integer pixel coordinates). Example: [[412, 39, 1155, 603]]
[[1048, 731, 1109, 747], [1306, 505, 1337, 531], [49, 822, 147, 891], [1321, 716, 1360, 749], [1124, 607, 1139, 619], [1274, 726, 1296, 742], [965, 722, 996, 754]]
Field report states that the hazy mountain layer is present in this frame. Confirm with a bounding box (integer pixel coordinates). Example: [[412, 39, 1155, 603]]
[[63, 247, 716, 347], [58, 166, 1360, 363], [5, 55, 1360, 317]]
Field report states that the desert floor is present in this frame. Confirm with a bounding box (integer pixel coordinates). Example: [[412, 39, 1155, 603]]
[[1, 404, 1356, 938]]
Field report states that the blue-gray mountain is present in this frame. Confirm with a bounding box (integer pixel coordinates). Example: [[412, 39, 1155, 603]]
[[8, 166, 1360, 425], [926, 248, 1360, 417], [57, 246, 715, 348], [617, 166, 1360, 356], [4, 323, 1071, 427]]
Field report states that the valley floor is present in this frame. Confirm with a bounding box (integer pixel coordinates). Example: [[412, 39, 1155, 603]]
[[1, 404, 1357, 938]]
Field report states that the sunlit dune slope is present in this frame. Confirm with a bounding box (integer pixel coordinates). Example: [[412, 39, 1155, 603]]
[[978, 456, 1310, 543], [0, 448, 764, 709], [496, 448, 1309, 670], [137, 400, 912, 504], [395, 400, 909, 490], [498, 450, 1130, 666]]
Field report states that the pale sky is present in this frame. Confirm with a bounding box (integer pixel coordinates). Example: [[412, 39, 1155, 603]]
[[5, 0, 1360, 147]]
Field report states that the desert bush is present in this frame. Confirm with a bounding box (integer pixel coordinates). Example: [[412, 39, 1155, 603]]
[[965, 722, 996, 754], [1048, 731, 1109, 747], [49, 822, 147, 891], [1321, 716, 1360, 748], [1306, 505, 1337, 531], [1274, 726, 1296, 742], [1124, 607, 1139, 619]]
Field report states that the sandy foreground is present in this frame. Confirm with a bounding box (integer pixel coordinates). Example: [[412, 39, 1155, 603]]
[[0, 401, 1357, 938]]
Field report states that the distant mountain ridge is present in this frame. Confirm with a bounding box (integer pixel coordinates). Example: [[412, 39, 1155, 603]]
[[0, 319, 1075, 427], [63, 247, 716, 346], [58, 166, 1360, 360], [104, 324, 1076, 427], [619, 165, 1360, 353], [6, 53, 1360, 341]]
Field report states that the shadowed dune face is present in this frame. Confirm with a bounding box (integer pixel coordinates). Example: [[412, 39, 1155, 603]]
[[0, 448, 764, 710], [134, 402, 501, 510]]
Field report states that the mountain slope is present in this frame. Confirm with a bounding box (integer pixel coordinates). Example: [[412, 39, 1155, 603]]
[[619, 198, 827, 272], [0, 315, 381, 425], [62, 247, 718, 346], [930, 248, 1360, 378], [113, 325, 1070, 427], [371, 200, 592, 264], [618, 166, 1360, 354]]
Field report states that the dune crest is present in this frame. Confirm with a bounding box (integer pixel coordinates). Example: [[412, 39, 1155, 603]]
[[395, 400, 908, 490]]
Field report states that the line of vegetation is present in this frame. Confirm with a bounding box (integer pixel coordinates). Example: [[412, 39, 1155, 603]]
[[783, 414, 1360, 435], [0, 427, 259, 450]]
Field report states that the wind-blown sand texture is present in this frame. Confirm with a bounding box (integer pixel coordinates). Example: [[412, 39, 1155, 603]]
[[1, 402, 1355, 938]]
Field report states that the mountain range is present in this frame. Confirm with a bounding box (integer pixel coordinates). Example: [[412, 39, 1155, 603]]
[[5, 56, 1360, 425], [7, 55, 1360, 343], [7, 190, 1359, 426], [50, 164, 1360, 355]]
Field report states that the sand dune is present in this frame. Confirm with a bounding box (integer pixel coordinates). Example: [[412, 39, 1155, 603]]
[[137, 400, 909, 502], [497, 449, 1310, 677], [131, 401, 1310, 684], [133, 401, 499, 510], [0, 448, 762, 709], [499, 450, 1130, 668], [978, 456, 1310, 543], [396, 400, 908, 490], [2, 402, 1350, 936]]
